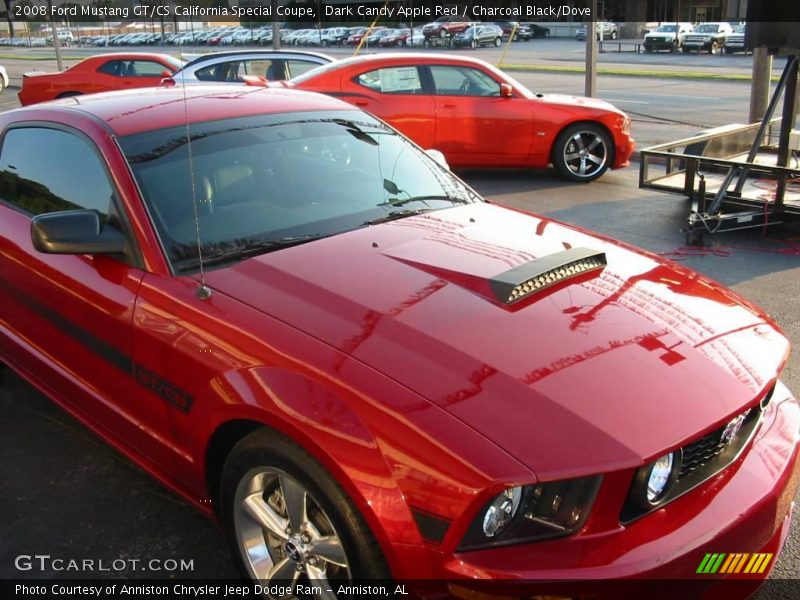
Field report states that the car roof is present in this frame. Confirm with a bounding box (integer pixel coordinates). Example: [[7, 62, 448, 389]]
[[82, 52, 177, 62], [28, 87, 354, 137], [312, 52, 499, 68], [180, 49, 333, 70]]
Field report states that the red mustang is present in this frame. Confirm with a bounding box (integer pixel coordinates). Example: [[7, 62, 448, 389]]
[[18, 52, 183, 106], [284, 53, 634, 181], [0, 87, 796, 594]]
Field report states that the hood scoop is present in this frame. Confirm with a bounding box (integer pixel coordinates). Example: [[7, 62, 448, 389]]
[[490, 247, 606, 305]]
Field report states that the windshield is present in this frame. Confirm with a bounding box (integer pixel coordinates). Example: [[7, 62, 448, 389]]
[[655, 25, 677, 32], [120, 111, 478, 273], [695, 24, 720, 33]]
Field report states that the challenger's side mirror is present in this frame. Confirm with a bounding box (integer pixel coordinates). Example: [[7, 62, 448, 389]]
[[31, 210, 127, 255], [500, 83, 513, 98]]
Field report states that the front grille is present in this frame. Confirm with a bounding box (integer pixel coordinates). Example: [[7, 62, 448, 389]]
[[678, 427, 727, 479]]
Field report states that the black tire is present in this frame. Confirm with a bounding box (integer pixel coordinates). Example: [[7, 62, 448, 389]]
[[221, 427, 390, 585], [470, 39, 476, 49], [494, 37, 502, 47], [611, 30, 618, 40], [56, 91, 83, 99], [439, 29, 447, 39], [552, 123, 613, 183]]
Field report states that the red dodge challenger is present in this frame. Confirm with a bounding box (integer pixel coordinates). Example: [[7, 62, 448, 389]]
[[18, 52, 183, 106], [0, 87, 797, 594], [280, 53, 635, 182]]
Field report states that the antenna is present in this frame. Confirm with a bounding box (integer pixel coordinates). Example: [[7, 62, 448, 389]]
[[178, 31, 212, 301]]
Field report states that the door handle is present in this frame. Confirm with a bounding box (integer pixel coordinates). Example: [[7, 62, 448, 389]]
[[443, 103, 456, 108], [354, 100, 368, 106]]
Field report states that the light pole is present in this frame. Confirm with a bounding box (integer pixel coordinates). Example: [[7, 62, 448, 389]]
[[585, 0, 598, 97]]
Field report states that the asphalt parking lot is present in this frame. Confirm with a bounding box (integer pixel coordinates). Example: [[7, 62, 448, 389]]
[[1, 40, 799, 584]]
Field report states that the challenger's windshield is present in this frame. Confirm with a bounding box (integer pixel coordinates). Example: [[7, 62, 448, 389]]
[[120, 110, 478, 273]]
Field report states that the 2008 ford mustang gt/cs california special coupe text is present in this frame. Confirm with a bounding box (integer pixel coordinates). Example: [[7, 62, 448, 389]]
[[0, 87, 797, 596]]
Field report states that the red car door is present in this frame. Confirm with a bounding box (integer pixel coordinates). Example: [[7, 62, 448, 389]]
[[338, 65, 436, 149], [0, 125, 147, 447], [427, 64, 534, 167]]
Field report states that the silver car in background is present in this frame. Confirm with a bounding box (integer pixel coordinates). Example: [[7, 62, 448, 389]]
[[167, 50, 334, 85]]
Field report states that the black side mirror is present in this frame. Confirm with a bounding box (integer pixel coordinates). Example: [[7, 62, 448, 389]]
[[31, 209, 127, 255]]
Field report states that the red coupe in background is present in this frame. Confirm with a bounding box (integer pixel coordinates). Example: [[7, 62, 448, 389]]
[[18, 52, 183, 106], [284, 53, 634, 182], [0, 87, 797, 595]]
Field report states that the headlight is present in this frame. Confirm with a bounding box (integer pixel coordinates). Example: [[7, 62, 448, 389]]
[[482, 487, 523, 537], [628, 450, 681, 511], [647, 453, 673, 502], [460, 476, 602, 550]]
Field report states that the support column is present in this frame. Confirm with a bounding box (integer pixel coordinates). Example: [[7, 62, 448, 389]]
[[749, 47, 773, 122], [585, 0, 598, 97]]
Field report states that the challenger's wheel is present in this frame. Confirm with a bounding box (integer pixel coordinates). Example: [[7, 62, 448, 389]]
[[221, 428, 390, 589], [553, 123, 612, 182]]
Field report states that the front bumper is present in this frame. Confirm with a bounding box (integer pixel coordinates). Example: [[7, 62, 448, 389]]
[[436, 382, 799, 586], [645, 38, 678, 50], [684, 40, 714, 51]]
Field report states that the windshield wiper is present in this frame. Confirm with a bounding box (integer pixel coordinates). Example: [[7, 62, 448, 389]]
[[331, 118, 381, 146], [175, 234, 324, 271], [380, 195, 470, 208], [362, 209, 433, 226]]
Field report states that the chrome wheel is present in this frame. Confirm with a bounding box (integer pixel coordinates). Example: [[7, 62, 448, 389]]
[[234, 467, 350, 592], [562, 130, 608, 179]]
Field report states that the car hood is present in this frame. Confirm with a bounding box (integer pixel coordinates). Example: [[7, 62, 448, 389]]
[[203, 204, 788, 479], [539, 94, 621, 113]]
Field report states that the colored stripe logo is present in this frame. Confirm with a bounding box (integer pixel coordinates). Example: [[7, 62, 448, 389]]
[[696, 553, 773, 574]]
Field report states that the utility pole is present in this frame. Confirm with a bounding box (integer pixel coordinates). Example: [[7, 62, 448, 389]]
[[47, 0, 63, 71], [272, 0, 281, 49], [585, 0, 598, 97], [749, 47, 773, 122]]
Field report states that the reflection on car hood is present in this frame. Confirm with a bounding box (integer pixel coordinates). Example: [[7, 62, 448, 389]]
[[540, 93, 620, 112], [203, 204, 787, 478]]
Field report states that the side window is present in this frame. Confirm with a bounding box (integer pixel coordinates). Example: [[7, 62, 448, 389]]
[[286, 60, 317, 79], [356, 67, 422, 95], [194, 63, 234, 82], [0, 128, 115, 216], [97, 60, 122, 76], [129, 61, 170, 77], [429, 65, 501, 97], [242, 59, 275, 80]]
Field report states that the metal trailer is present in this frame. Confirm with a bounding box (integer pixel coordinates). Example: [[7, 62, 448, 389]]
[[639, 55, 799, 245]]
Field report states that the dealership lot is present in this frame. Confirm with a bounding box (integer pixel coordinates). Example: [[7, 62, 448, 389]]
[[1, 39, 798, 582]]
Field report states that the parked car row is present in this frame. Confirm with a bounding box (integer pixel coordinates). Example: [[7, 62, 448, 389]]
[[643, 21, 747, 54], [15, 48, 632, 182]]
